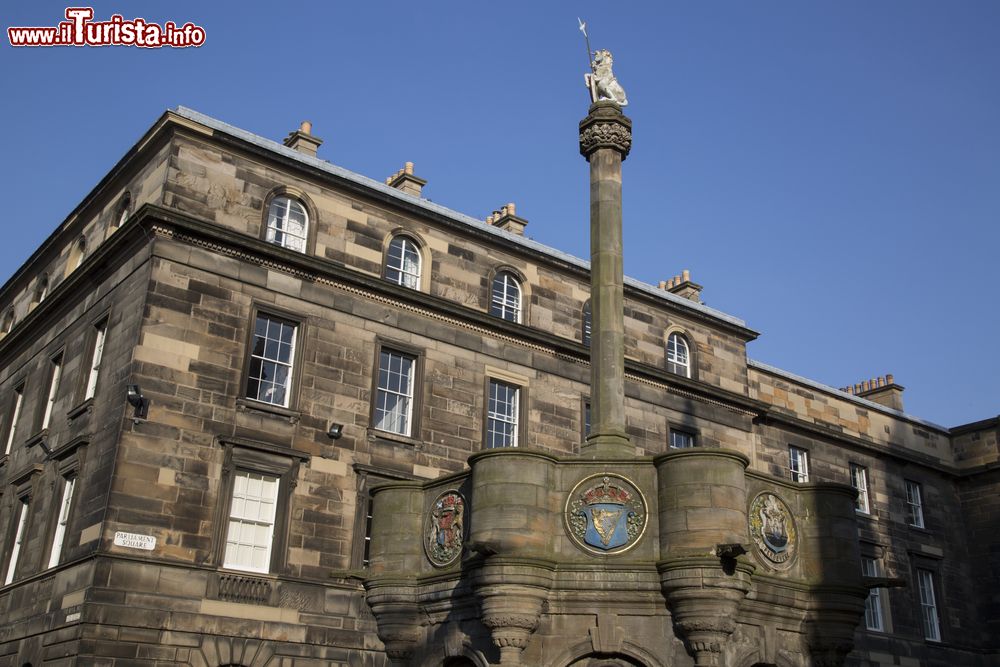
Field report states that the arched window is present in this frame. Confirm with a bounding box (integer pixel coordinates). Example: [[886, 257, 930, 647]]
[[66, 236, 87, 275], [582, 300, 592, 346], [385, 235, 421, 289], [490, 271, 522, 323], [113, 191, 131, 231], [32, 274, 49, 310], [265, 196, 309, 252], [666, 332, 691, 378]]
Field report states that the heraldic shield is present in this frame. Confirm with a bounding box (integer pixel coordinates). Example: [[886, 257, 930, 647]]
[[566, 474, 647, 555]]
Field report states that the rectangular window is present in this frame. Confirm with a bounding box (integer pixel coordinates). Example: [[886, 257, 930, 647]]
[[583, 401, 591, 437], [4, 384, 25, 455], [4, 500, 29, 585], [48, 476, 76, 568], [905, 480, 925, 528], [789, 446, 809, 483], [917, 569, 941, 641], [84, 318, 107, 401], [374, 349, 415, 436], [669, 429, 695, 449], [41, 353, 63, 430], [223, 470, 279, 573], [850, 463, 870, 514], [862, 557, 884, 632], [487, 380, 519, 448], [246, 313, 297, 407]]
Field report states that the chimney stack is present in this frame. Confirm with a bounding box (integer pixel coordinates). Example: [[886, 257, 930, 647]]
[[386, 161, 427, 197], [658, 269, 703, 303], [840, 374, 905, 411], [283, 120, 323, 157], [487, 202, 529, 236]]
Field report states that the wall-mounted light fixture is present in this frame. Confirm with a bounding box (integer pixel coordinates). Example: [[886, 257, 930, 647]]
[[327, 423, 344, 440], [126, 384, 149, 421]]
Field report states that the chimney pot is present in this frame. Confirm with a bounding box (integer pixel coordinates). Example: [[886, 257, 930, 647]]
[[507, 202, 516, 215], [682, 269, 691, 282], [300, 121, 312, 135], [404, 161, 414, 175], [886, 374, 894, 385]]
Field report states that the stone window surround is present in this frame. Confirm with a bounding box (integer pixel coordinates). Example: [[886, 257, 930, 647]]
[[904, 479, 926, 529], [850, 462, 871, 515], [381, 229, 429, 293], [2, 465, 42, 585], [487, 265, 527, 325], [45, 445, 85, 569], [788, 445, 810, 483], [3, 379, 27, 458], [259, 187, 318, 255], [582, 299, 592, 347], [861, 553, 886, 633], [910, 555, 943, 643], [212, 437, 306, 576], [483, 368, 529, 450], [78, 310, 111, 407], [664, 325, 697, 380], [668, 423, 697, 449], [368, 337, 425, 444], [37, 348, 65, 433], [238, 303, 306, 416]]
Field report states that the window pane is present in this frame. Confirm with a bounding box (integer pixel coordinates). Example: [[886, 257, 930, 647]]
[[266, 197, 308, 252], [374, 350, 415, 436], [386, 237, 421, 289], [224, 470, 279, 573], [247, 314, 296, 407], [487, 380, 519, 448], [667, 333, 690, 377], [490, 273, 521, 323]]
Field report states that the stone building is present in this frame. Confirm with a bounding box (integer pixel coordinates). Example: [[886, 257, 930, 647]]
[[0, 103, 995, 667]]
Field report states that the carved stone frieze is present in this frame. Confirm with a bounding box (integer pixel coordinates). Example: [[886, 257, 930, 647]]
[[579, 102, 633, 160]]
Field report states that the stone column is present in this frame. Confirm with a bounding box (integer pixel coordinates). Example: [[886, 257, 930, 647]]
[[579, 100, 633, 458]]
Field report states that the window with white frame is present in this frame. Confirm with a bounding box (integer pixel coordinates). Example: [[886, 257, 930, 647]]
[[582, 301, 592, 347], [789, 446, 809, 483], [385, 236, 421, 289], [490, 272, 522, 323], [4, 384, 25, 456], [670, 429, 695, 449], [4, 499, 29, 585], [246, 313, 297, 407], [41, 353, 63, 430], [84, 318, 107, 401], [861, 556, 884, 632], [850, 463, 870, 514], [48, 476, 76, 568], [487, 380, 519, 448], [265, 196, 308, 253], [374, 349, 415, 436], [666, 332, 691, 378], [905, 480, 925, 528], [917, 568, 941, 641], [223, 470, 279, 573]]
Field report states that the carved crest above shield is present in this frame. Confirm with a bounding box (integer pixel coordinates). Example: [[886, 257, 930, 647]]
[[425, 490, 465, 567], [566, 474, 647, 555], [748, 492, 798, 570]]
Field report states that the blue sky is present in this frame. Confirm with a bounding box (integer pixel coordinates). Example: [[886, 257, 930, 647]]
[[2, 2, 998, 427]]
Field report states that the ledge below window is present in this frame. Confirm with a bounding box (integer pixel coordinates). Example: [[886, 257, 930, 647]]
[[235, 398, 300, 424], [368, 428, 422, 449], [66, 398, 94, 420]]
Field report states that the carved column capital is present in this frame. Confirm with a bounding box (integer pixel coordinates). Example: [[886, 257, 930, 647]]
[[579, 101, 632, 160]]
